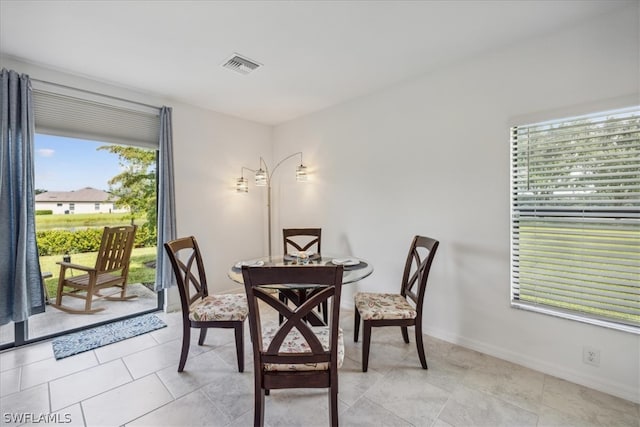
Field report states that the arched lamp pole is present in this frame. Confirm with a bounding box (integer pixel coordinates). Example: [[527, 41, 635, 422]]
[[237, 152, 307, 257]]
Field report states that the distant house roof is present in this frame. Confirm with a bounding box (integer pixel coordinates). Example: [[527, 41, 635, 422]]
[[35, 187, 117, 203]]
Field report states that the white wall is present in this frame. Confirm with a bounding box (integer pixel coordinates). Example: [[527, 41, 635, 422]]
[[273, 5, 640, 403], [169, 101, 272, 299], [0, 56, 271, 307]]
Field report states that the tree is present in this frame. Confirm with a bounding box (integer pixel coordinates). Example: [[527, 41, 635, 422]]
[[35, 188, 47, 195], [98, 145, 157, 242]]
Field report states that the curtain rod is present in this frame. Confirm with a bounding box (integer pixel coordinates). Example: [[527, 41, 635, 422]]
[[30, 77, 161, 111]]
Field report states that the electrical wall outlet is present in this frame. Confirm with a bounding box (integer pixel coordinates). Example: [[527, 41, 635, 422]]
[[583, 346, 601, 366]]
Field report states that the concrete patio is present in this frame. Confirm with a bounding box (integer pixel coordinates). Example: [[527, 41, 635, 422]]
[[0, 283, 159, 345]]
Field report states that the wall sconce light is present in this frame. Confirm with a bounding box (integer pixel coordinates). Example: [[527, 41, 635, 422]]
[[236, 151, 308, 257]]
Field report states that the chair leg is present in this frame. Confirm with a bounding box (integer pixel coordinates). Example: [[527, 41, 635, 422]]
[[401, 326, 409, 343], [55, 285, 64, 307], [235, 322, 244, 373], [354, 308, 360, 342], [362, 321, 372, 372], [55, 268, 66, 306], [84, 289, 94, 313], [178, 323, 191, 372], [198, 328, 208, 345], [329, 384, 338, 427], [415, 322, 428, 369], [255, 383, 265, 426]]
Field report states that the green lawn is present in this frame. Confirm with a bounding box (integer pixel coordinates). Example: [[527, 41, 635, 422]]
[[40, 246, 157, 297], [36, 212, 146, 230]]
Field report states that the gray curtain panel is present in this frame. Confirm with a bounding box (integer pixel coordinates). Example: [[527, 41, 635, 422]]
[[0, 69, 45, 324], [155, 106, 177, 291]]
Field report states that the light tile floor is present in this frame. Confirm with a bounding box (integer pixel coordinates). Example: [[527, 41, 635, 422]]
[[1, 310, 638, 427]]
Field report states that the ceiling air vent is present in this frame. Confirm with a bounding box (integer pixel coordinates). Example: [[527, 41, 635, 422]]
[[221, 53, 262, 75]]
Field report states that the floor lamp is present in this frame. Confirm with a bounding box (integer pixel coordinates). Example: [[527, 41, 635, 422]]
[[237, 152, 308, 257]]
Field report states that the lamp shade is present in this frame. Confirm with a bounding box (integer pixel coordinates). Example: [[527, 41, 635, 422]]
[[296, 164, 308, 182], [255, 168, 267, 186], [236, 177, 249, 192]]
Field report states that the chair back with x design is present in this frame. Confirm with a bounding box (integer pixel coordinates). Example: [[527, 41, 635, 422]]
[[400, 236, 439, 312], [166, 237, 209, 312], [283, 228, 322, 255]]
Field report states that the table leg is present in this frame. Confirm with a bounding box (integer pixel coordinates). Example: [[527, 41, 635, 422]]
[[298, 289, 325, 326]]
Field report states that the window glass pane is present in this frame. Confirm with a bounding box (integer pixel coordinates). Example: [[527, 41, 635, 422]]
[[30, 134, 160, 340]]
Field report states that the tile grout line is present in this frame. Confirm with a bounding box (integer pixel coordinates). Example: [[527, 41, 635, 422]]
[[121, 373, 177, 426]]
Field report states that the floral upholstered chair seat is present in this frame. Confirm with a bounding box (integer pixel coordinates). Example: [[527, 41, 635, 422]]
[[261, 322, 344, 371], [354, 292, 417, 320], [189, 294, 248, 322]]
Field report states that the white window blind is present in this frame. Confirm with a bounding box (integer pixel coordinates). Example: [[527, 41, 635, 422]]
[[510, 107, 640, 333], [32, 81, 160, 149]]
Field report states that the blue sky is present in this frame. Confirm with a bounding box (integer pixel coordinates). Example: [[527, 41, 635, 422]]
[[34, 134, 121, 192]]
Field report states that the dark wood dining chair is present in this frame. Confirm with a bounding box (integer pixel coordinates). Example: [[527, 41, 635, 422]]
[[164, 236, 247, 372], [280, 228, 328, 323], [52, 225, 137, 314], [242, 265, 344, 427], [354, 235, 439, 372], [283, 228, 322, 255]]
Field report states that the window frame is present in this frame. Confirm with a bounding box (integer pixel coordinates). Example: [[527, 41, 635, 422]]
[[510, 106, 639, 334]]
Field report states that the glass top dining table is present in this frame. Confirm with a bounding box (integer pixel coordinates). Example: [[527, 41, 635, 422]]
[[227, 253, 374, 286], [228, 254, 373, 326]]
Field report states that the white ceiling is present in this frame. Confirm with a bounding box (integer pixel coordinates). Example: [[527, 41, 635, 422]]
[[0, 0, 633, 125]]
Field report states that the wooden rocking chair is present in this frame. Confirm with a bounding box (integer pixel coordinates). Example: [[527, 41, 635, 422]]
[[52, 225, 138, 314]]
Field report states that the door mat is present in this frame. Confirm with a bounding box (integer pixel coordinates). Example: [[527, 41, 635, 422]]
[[52, 313, 167, 360]]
